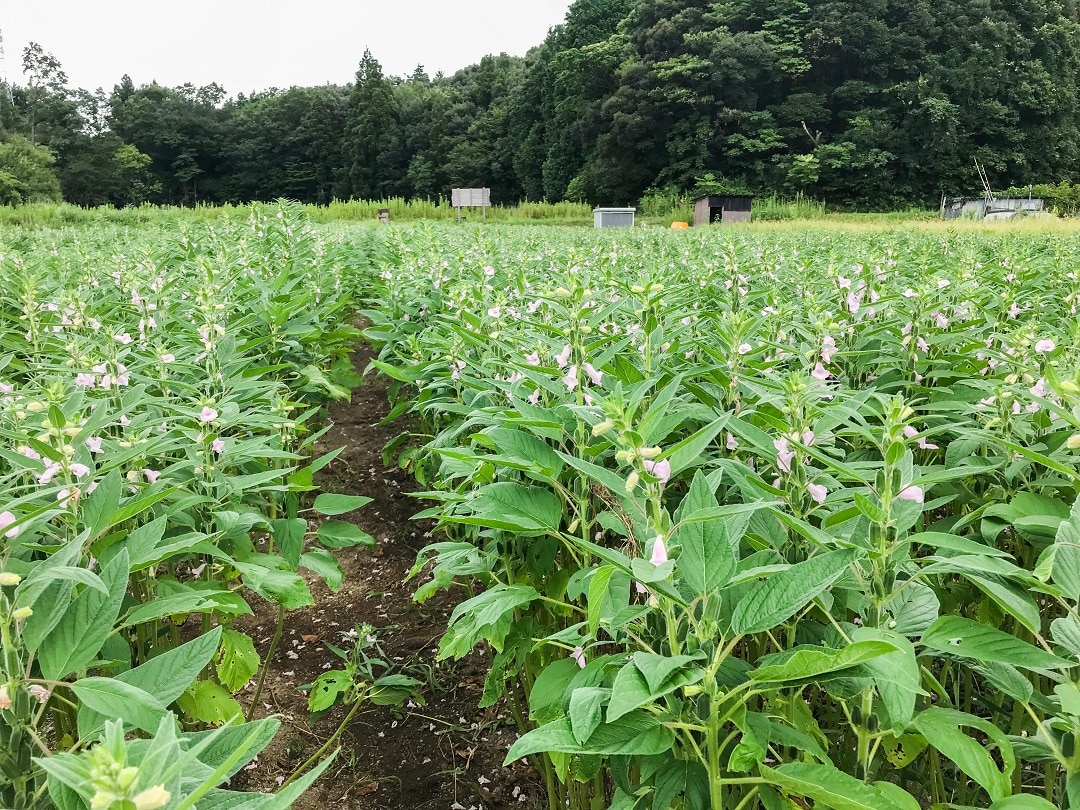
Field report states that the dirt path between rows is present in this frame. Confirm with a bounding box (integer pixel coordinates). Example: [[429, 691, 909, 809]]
[[231, 345, 542, 809]]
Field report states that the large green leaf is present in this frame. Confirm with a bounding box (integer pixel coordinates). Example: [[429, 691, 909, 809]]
[[1052, 494, 1080, 602], [71, 678, 167, 735], [853, 628, 924, 731], [750, 640, 898, 684], [449, 482, 563, 535], [731, 549, 858, 635], [39, 550, 129, 681], [922, 616, 1073, 670], [913, 707, 1015, 802], [674, 471, 736, 607], [762, 763, 919, 810], [312, 493, 373, 515], [439, 584, 539, 659], [504, 712, 675, 763]]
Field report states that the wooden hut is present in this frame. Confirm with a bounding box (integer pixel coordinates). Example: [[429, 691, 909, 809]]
[[694, 195, 753, 226]]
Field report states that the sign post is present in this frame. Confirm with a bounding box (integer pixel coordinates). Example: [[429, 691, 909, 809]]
[[451, 188, 491, 223]]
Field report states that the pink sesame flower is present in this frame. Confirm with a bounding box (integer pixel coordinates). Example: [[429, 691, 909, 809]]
[[562, 365, 579, 393], [806, 482, 828, 505], [774, 437, 795, 473], [555, 345, 572, 369], [570, 646, 586, 669], [143, 469, 161, 484], [199, 406, 219, 423], [161, 353, 176, 364], [737, 343, 752, 355], [642, 458, 671, 484], [801, 430, 815, 446], [837, 275, 852, 290], [38, 462, 61, 485], [726, 433, 739, 451], [1008, 303, 1020, 319], [528, 389, 541, 405], [897, 485, 924, 503], [119, 414, 131, 427], [0, 511, 19, 539], [75, 373, 96, 387], [1036, 339, 1056, 353], [1030, 378, 1048, 398], [211, 439, 225, 455], [69, 463, 90, 478], [114, 332, 133, 345], [821, 335, 836, 363], [483, 265, 495, 278], [0, 685, 10, 710], [582, 363, 603, 386], [811, 363, 830, 382], [917, 337, 930, 353], [27, 685, 50, 704], [487, 305, 501, 318], [85, 437, 103, 454], [649, 535, 668, 565], [525, 351, 540, 366], [18, 446, 40, 461]]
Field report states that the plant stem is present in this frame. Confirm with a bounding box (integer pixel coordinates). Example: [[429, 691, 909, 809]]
[[247, 604, 285, 721], [280, 697, 362, 789]]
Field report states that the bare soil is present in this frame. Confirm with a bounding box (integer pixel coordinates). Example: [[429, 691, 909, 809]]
[[230, 345, 544, 809]]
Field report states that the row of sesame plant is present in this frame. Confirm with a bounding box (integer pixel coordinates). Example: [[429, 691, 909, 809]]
[[0, 203, 380, 809], [364, 223, 1080, 810]]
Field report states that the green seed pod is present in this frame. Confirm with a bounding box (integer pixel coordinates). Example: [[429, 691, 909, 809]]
[[867, 714, 880, 732], [852, 706, 864, 726], [1063, 732, 1075, 758]]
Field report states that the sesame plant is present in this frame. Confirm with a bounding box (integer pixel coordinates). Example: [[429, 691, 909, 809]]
[[0, 203, 378, 809], [367, 224, 1080, 809]]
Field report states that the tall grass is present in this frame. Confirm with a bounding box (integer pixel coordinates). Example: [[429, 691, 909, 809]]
[[0, 198, 596, 229]]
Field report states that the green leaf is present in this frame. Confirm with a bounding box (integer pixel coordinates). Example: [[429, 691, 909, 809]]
[[80, 627, 224, 738], [71, 677, 167, 735], [1052, 494, 1080, 602], [307, 670, 351, 713], [272, 518, 306, 569], [439, 584, 539, 659], [988, 797, 1059, 810], [234, 560, 314, 609], [300, 549, 344, 592], [568, 687, 607, 744], [853, 628, 924, 731], [922, 616, 1073, 670], [762, 762, 918, 810], [675, 471, 735, 607], [913, 707, 1015, 802], [121, 588, 241, 627], [751, 640, 898, 683], [312, 493, 373, 515], [316, 520, 375, 548], [664, 416, 728, 476], [731, 549, 857, 635], [450, 482, 563, 535], [217, 629, 261, 692], [39, 550, 129, 681], [177, 680, 244, 726], [504, 713, 675, 763], [632, 652, 703, 694]]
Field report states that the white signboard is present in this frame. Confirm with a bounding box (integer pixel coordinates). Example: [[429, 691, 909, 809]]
[[452, 188, 491, 207]]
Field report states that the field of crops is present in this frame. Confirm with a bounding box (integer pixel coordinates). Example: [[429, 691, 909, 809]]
[[3, 212, 1080, 810]]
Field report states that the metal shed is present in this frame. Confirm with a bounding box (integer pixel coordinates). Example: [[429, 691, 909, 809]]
[[593, 207, 636, 228], [694, 195, 753, 226], [942, 196, 1044, 220]]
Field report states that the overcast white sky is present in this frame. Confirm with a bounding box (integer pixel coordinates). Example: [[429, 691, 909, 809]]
[[3, 1, 574, 95]]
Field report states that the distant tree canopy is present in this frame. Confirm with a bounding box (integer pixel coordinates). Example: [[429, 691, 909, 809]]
[[4, 0, 1080, 210]]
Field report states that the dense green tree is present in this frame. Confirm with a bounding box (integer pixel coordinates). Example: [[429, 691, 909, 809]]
[[0, 134, 62, 204], [345, 50, 405, 200]]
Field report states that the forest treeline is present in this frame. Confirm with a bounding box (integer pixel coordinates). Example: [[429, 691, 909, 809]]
[[3, 0, 1080, 210]]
